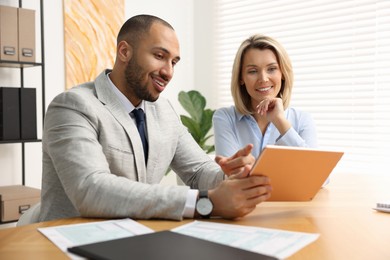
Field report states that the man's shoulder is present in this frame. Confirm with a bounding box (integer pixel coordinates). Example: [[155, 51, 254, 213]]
[[60, 69, 107, 99], [48, 82, 98, 112], [68, 81, 95, 94], [56, 82, 96, 99]]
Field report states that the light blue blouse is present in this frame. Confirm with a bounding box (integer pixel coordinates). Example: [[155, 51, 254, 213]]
[[213, 106, 317, 158]]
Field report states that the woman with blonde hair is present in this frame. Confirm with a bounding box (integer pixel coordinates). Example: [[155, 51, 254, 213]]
[[213, 34, 317, 158]]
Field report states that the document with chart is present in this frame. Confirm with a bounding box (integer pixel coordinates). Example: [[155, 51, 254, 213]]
[[172, 221, 319, 259], [38, 219, 153, 259]]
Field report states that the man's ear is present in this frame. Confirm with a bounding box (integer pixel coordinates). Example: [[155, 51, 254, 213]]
[[117, 40, 132, 62]]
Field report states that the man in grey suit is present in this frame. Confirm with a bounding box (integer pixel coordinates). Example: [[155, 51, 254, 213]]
[[39, 14, 272, 222]]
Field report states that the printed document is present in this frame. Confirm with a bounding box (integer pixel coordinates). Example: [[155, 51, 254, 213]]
[[172, 221, 319, 259], [39, 219, 318, 259], [38, 219, 153, 259]]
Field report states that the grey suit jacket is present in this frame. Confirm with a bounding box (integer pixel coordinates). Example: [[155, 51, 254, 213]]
[[39, 70, 223, 222]]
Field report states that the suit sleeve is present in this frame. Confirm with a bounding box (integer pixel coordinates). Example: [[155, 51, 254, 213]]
[[166, 102, 224, 190]]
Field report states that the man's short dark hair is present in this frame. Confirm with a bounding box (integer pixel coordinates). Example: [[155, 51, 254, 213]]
[[117, 14, 174, 47]]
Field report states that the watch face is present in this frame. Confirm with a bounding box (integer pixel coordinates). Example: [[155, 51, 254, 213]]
[[196, 198, 213, 216]]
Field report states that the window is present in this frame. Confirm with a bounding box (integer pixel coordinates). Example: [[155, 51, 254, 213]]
[[214, 0, 390, 174]]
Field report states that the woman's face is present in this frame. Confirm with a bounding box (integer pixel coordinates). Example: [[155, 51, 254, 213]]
[[240, 48, 282, 108]]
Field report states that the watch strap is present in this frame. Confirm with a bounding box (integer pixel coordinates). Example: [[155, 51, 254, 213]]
[[199, 190, 209, 199]]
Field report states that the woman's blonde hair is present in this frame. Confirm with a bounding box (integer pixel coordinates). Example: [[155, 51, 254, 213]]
[[231, 34, 293, 115]]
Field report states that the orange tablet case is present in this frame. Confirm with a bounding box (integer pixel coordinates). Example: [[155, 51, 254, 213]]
[[250, 145, 344, 201]]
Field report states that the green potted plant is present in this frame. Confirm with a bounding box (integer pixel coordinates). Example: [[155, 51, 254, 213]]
[[178, 90, 215, 154]]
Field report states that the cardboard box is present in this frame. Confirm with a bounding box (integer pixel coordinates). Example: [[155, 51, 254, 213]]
[[18, 8, 35, 62], [0, 5, 18, 61], [0, 87, 20, 140], [0, 185, 40, 222]]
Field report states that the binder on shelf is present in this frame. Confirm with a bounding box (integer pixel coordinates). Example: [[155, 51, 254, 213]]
[[20, 88, 37, 139], [18, 8, 35, 63], [0, 6, 18, 61], [0, 87, 20, 140]]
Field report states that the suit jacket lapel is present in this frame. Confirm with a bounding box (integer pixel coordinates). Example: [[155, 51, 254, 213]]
[[144, 101, 161, 182], [94, 70, 147, 182]]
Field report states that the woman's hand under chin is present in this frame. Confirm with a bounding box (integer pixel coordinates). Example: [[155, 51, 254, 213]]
[[256, 97, 291, 136]]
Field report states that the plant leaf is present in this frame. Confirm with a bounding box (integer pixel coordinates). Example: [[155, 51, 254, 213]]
[[200, 109, 214, 138], [180, 115, 202, 143], [178, 90, 215, 154], [178, 90, 205, 123], [205, 144, 215, 154]]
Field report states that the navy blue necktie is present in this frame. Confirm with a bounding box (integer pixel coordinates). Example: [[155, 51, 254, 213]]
[[132, 109, 148, 164]]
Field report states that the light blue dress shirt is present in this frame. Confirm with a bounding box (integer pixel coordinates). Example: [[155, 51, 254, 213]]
[[213, 106, 317, 158]]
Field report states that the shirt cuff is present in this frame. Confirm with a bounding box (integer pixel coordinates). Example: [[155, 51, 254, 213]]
[[276, 127, 305, 147], [182, 189, 199, 218]]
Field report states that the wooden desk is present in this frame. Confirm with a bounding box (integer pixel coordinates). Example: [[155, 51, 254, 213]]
[[0, 173, 389, 260]]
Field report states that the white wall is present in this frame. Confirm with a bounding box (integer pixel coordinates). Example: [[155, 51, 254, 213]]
[[0, 0, 213, 188], [193, 0, 217, 109]]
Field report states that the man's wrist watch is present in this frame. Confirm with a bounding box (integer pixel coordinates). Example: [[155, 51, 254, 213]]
[[195, 190, 213, 218]]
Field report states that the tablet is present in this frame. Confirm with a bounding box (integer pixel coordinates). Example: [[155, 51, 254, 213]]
[[250, 145, 344, 201]]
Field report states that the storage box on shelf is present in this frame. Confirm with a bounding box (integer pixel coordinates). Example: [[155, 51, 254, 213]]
[[0, 5, 36, 63], [0, 185, 40, 222], [0, 5, 18, 62]]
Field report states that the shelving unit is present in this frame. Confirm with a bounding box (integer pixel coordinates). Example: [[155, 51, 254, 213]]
[[0, 0, 45, 186]]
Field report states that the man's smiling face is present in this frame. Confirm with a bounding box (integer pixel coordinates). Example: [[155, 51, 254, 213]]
[[125, 22, 181, 105]]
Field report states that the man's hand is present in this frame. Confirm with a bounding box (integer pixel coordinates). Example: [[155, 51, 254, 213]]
[[209, 175, 272, 219], [215, 144, 255, 178]]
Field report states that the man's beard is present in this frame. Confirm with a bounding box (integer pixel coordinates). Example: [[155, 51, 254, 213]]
[[125, 57, 158, 102]]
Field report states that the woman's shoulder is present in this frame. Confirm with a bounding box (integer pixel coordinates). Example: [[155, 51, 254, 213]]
[[215, 105, 235, 114], [286, 107, 313, 121], [214, 105, 241, 119], [287, 106, 308, 113]]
